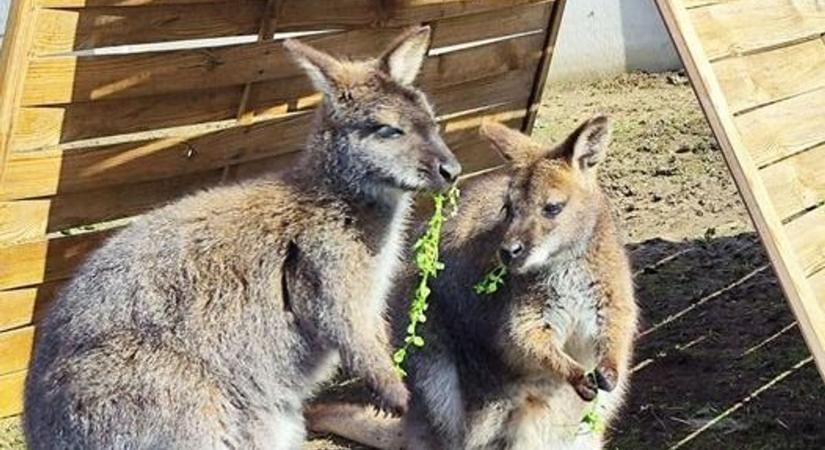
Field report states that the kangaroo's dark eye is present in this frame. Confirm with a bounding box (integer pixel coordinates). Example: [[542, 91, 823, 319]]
[[374, 125, 405, 139], [502, 199, 514, 218], [542, 202, 565, 218]]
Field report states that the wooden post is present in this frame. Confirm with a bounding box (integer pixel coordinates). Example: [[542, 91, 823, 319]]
[[0, 0, 37, 186], [523, 0, 567, 134]]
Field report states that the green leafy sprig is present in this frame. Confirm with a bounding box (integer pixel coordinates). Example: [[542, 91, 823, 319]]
[[580, 390, 606, 434], [473, 260, 508, 295], [393, 186, 460, 376]]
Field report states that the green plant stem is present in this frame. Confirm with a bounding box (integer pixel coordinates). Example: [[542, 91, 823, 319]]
[[580, 390, 605, 434], [393, 186, 459, 376], [473, 260, 508, 295]]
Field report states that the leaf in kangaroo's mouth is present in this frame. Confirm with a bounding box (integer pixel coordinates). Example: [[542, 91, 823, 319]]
[[393, 185, 459, 377]]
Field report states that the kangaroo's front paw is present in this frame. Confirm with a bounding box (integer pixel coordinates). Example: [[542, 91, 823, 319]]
[[595, 361, 619, 392], [370, 375, 409, 417], [569, 371, 598, 402]]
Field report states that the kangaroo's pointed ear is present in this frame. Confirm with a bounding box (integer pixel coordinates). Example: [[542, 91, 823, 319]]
[[566, 115, 611, 172], [284, 38, 344, 96], [480, 121, 542, 167], [379, 26, 431, 85]]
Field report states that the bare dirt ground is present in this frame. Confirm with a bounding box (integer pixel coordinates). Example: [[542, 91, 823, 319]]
[[2, 72, 822, 449]]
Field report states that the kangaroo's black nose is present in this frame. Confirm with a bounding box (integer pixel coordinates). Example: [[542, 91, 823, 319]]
[[438, 160, 461, 183], [499, 241, 524, 264]]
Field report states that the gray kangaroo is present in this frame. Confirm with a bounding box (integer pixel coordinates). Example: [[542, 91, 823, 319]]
[[308, 117, 637, 449], [24, 26, 461, 450]]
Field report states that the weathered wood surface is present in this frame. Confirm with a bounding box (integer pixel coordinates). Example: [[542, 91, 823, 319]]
[[760, 143, 825, 221], [656, 0, 825, 381], [688, 0, 825, 60]]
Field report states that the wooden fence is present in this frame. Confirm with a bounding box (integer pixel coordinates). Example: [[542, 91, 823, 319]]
[[0, 0, 567, 418]]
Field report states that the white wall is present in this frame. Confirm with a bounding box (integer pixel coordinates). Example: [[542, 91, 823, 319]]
[[549, 0, 682, 82], [0, 0, 9, 45]]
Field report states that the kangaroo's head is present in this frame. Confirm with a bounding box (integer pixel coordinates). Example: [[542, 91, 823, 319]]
[[480, 116, 611, 273], [284, 27, 461, 194]]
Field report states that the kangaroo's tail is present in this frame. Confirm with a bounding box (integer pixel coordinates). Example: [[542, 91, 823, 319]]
[[306, 403, 405, 450]]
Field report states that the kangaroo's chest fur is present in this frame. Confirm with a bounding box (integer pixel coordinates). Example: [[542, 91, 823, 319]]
[[462, 263, 607, 450], [542, 259, 601, 369], [363, 193, 412, 318]]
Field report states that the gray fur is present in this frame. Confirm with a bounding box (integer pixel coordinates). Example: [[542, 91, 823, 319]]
[[24, 27, 460, 450]]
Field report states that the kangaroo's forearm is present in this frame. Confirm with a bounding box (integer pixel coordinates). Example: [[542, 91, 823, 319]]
[[597, 292, 638, 373], [511, 326, 584, 379]]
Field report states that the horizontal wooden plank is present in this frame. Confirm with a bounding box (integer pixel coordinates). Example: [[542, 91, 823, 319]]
[[735, 87, 825, 168], [38, 0, 220, 6], [760, 143, 825, 221], [786, 205, 825, 277], [4, 111, 313, 200], [0, 200, 49, 245], [689, 0, 825, 60], [0, 289, 36, 332], [0, 326, 34, 375], [12, 32, 545, 149], [20, 28, 391, 107], [37, 0, 549, 24], [713, 38, 825, 113], [430, 1, 550, 49], [0, 370, 26, 418], [33, 1, 552, 54], [32, 2, 263, 55], [0, 282, 62, 332], [0, 228, 115, 291]]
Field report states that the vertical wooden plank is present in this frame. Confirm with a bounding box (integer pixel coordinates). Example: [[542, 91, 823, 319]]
[[654, 0, 825, 381], [235, 0, 281, 125], [523, 0, 566, 134], [0, 0, 38, 182]]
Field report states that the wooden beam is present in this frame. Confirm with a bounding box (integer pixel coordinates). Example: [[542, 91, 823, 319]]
[[523, 0, 566, 133], [0, 0, 38, 185]]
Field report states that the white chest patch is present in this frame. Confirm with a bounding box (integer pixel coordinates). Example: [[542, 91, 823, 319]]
[[367, 194, 412, 318], [542, 260, 600, 368]]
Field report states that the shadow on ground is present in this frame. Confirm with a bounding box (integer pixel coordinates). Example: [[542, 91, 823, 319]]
[[613, 233, 823, 450]]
